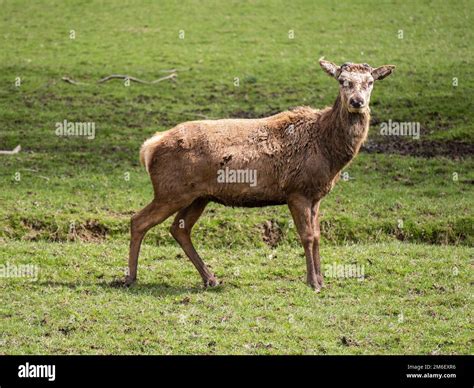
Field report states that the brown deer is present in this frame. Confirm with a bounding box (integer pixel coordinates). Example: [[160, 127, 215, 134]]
[[125, 59, 395, 291]]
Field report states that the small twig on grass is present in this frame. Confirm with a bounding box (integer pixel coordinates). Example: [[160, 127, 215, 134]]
[[0, 145, 21, 155], [62, 76, 93, 86], [61, 76, 82, 85]]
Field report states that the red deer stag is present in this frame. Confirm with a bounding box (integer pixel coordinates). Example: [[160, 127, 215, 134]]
[[125, 59, 395, 291]]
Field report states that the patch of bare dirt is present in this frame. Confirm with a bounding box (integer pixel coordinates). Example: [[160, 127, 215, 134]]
[[362, 138, 473, 159], [341, 336, 360, 347], [20, 218, 109, 242], [74, 220, 109, 242], [260, 220, 283, 248]]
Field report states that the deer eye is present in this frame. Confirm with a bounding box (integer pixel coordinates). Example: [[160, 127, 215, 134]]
[[339, 79, 349, 87]]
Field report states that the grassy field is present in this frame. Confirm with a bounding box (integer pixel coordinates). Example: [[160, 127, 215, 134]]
[[0, 0, 472, 354], [0, 241, 471, 354]]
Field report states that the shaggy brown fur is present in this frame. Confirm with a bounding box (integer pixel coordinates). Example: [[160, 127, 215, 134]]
[[125, 59, 395, 291]]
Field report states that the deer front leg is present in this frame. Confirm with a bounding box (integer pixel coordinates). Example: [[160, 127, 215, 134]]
[[288, 194, 321, 291], [312, 201, 324, 288]]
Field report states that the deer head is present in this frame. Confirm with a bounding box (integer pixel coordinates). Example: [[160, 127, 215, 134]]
[[319, 59, 395, 113]]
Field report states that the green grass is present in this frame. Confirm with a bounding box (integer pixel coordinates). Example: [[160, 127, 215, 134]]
[[1, 0, 473, 150], [0, 241, 472, 355], [1, 153, 473, 246], [0, 0, 472, 354]]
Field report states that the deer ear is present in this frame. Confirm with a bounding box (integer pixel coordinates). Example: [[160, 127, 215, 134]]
[[372, 65, 395, 81], [319, 58, 340, 78]]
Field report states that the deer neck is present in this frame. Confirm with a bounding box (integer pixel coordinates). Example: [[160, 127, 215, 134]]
[[318, 94, 370, 172]]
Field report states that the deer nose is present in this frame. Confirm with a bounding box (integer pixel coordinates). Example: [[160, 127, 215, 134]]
[[349, 98, 364, 108]]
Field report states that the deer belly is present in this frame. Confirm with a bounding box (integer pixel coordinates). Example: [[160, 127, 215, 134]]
[[210, 169, 286, 207]]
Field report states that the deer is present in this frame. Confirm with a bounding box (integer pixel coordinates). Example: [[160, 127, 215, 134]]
[[124, 59, 395, 292]]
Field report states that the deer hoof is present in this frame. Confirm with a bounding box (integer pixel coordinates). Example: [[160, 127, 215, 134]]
[[307, 277, 323, 292], [123, 275, 136, 287], [310, 283, 322, 293], [316, 274, 325, 288], [204, 277, 219, 288]]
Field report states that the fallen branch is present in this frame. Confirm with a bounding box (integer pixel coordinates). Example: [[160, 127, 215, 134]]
[[0, 145, 21, 155], [97, 73, 177, 84], [62, 72, 177, 85], [151, 73, 177, 84]]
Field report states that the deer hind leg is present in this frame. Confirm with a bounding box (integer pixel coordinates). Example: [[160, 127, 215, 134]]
[[125, 200, 186, 286], [288, 194, 321, 291], [170, 198, 218, 287]]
